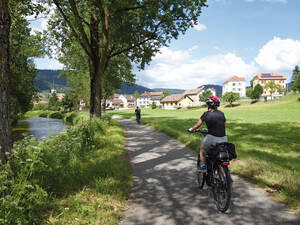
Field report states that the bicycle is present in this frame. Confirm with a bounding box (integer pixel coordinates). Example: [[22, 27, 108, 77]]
[[192, 128, 235, 213]]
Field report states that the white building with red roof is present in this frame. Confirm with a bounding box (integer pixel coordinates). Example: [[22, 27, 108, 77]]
[[137, 91, 163, 107], [222, 75, 246, 97]]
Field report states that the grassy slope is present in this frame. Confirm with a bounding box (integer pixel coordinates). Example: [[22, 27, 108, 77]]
[[21, 111, 132, 224], [46, 118, 132, 224], [109, 93, 300, 213]]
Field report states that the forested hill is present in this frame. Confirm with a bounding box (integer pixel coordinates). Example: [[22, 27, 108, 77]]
[[152, 88, 185, 94], [35, 69, 154, 94], [120, 82, 152, 94], [35, 70, 67, 92]]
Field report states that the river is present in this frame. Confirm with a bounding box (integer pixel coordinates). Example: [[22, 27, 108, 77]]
[[13, 117, 67, 141]]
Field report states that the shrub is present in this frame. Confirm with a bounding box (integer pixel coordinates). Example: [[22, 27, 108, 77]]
[[39, 112, 50, 118], [151, 102, 157, 109], [0, 117, 111, 224], [64, 112, 78, 124], [32, 104, 48, 111], [49, 111, 63, 119]]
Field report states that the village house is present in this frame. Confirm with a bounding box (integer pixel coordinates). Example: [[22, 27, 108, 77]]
[[106, 94, 122, 109], [252, 72, 286, 100], [160, 94, 194, 109], [137, 91, 163, 107], [118, 94, 135, 108], [183, 88, 204, 106], [222, 75, 246, 97]]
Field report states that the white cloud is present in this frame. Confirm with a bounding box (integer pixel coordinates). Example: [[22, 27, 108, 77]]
[[193, 23, 207, 31], [138, 48, 257, 89], [188, 45, 199, 51], [153, 46, 190, 63], [255, 37, 300, 70]]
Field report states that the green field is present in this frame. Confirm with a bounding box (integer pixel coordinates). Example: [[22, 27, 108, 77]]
[[109, 93, 300, 213]]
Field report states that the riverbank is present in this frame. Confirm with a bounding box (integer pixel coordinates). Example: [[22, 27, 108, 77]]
[[1, 112, 132, 225]]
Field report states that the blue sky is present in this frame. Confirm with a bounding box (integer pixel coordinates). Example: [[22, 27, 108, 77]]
[[30, 0, 300, 89]]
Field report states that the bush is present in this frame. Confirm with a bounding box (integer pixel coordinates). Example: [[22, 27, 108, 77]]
[[64, 112, 78, 124], [49, 111, 63, 119], [151, 102, 157, 109], [0, 117, 111, 224], [32, 104, 48, 111], [39, 112, 50, 118]]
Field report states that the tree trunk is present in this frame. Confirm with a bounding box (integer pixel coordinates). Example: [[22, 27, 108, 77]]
[[89, 58, 102, 118], [0, 0, 12, 165]]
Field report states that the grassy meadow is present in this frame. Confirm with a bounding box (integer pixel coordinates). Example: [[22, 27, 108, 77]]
[[109, 93, 300, 213]]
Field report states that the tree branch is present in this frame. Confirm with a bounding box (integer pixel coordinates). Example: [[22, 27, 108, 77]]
[[53, 0, 92, 58], [109, 20, 163, 58], [68, 0, 92, 51], [116, 5, 145, 14]]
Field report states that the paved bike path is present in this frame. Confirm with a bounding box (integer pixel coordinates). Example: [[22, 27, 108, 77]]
[[114, 116, 300, 225]]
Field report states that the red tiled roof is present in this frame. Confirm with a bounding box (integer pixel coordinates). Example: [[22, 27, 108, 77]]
[[223, 75, 246, 84]]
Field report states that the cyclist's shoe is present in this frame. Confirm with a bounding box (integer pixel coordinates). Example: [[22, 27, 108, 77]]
[[198, 164, 207, 173]]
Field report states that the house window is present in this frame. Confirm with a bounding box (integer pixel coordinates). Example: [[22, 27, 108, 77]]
[[233, 88, 236, 91], [238, 88, 241, 91], [232, 83, 236, 86]]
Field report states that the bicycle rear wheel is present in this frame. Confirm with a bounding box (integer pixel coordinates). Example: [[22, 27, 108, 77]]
[[212, 165, 232, 212], [196, 154, 205, 189], [197, 171, 205, 189]]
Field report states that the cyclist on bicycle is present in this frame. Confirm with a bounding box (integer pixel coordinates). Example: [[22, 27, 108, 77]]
[[188, 96, 227, 173]]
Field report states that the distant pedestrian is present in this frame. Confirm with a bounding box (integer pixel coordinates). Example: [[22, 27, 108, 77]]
[[135, 106, 141, 124]]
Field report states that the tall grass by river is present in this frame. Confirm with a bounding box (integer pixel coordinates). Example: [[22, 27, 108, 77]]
[[1, 113, 132, 225], [110, 93, 300, 213]]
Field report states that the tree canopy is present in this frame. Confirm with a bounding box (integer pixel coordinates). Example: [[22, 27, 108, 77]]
[[46, 0, 207, 117], [251, 84, 263, 101], [264, 81, 281, 100], [222, 92, 240, 107]]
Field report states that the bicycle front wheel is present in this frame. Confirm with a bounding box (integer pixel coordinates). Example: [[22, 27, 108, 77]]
[[212, 165, 232, 212]]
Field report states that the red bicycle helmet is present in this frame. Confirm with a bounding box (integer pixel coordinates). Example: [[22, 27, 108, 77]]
[[205, 96, 220, 107]]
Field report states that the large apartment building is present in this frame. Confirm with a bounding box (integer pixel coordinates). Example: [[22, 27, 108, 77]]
[[252, 72, 286, 99]]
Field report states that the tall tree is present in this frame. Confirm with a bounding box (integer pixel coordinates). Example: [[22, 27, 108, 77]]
[[0, 0, 11, 165], [134, 90, 140, 102], [291, 65, 300, 83], [292, 71, 300, 92], [10, 0, 46, 123], [47, 0, 207, 117], [58, 38, 135, 113], [251, 84, 263, 101], [264, 81, 281, 100], [163, 89, 170, 98]]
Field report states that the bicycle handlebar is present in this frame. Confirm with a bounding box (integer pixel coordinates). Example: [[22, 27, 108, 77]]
[[189, 128, 208, 134]]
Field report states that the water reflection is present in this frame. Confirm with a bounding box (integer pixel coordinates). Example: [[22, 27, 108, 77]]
[[13, 117, 67, 141]]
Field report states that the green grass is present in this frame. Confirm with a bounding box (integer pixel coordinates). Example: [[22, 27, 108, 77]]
[[2, 113, 132, 225], [45, 119, 132, 225], [109, 93, 300, 213]]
